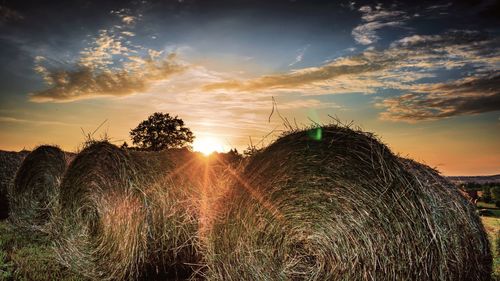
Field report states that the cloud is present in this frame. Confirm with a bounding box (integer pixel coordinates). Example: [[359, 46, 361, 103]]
[[110, 9, 138, 26], [120, 65, 343, 146], [122, 31, 135, 37], [203, 55, 391, 92], [341, 1, 357, 11], [204, 31, 498, 93], [426, 3, 452, 10], [377, 74, 500, 122], [30, 10, 186, 102], [78, 29, 134, 70], [30, 53, 185, 102], [0, 116, 74, 126], [0, 5, 23, 23], [202, 30, 499, 121], [352, 5, 408, 45], [203, 31, 500, 94], [289, 44, 310, 66]]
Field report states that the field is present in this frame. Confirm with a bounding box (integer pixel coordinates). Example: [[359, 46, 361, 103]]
[[0, 221, 85, 281], [1, 217, 499, 280], [0, 127, 497, 280], [479, 202, 500, 217], [482, 216, 500, 279], [478, 199, 500, 280]]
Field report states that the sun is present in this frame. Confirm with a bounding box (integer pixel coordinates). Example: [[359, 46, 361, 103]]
[[193, 136, 225, 156]]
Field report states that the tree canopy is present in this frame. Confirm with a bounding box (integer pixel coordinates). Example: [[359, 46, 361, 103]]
[[130, 112, 194, 151]]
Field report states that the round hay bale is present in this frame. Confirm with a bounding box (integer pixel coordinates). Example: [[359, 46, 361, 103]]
[[0, 150, 29, 220], [205, 125, 492, 281], [55, 141, 152, 281], [140, 149, 205, 280], [398, 157, 491, 279], [9, 145, 68, 231], [55, 142, 204, 280]]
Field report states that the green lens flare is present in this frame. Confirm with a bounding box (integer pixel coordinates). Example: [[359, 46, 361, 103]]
[[308, 127, 322, 141]]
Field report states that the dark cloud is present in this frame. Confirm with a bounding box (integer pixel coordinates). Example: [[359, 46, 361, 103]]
[[0, 5, 23, 23], [378, 74, 500, 121]]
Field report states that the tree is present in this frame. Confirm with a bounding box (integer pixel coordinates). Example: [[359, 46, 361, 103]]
[[490, 186, 500, 208], [491, 186, 500, 201], [221, 148, 243, 165], [482, 187, 492, 203], [120, 141, 129, 149], [130, 112, 194, 151]]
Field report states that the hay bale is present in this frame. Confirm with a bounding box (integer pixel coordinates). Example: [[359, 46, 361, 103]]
[[398, 157, 491, 278], [140, 149, 205, 280], [205, 125, 492, 281], [55, 142, 203, 280], [55, 141, 152, 281], [0, 150, 29, 219], [8, 146, 68, 230]]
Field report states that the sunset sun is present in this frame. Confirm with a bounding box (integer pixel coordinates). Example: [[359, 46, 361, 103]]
[[193, 136, 225, 156]]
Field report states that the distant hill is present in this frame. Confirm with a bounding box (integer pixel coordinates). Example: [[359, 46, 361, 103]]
[[447, 175, 500, 185]]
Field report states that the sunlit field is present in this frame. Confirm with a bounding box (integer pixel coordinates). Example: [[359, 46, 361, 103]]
[[482, 216, 500, 279], [1, 124, 498, 280]]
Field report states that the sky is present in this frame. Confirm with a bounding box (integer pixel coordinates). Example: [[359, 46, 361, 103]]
[[0, 0, 499, 176]]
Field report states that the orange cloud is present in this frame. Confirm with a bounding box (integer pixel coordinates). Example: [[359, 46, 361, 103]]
[[30, 54, 185, 103], [203, 31, 498, 95], [202, 55, 389, 92]]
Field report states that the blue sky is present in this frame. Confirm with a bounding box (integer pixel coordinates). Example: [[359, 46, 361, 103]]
[[0, 0, 499, 175]]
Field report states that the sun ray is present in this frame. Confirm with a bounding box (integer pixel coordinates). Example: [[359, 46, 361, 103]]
[[215, 157, 284, 221]]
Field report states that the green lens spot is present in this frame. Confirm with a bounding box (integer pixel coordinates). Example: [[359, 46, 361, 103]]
[[308, 127, 322, 141]]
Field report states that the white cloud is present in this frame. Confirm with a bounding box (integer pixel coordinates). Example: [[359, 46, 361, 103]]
[[30, 10, 186, 102], [0, 116, 75, 126], [110, 8, 139, 26], [352, 5, 408, 45], [289, 44, 310, 66]]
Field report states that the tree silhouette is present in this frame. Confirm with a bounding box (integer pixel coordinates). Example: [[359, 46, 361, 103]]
[[482, 187, 492, 203], [130, 112, 194, 151]]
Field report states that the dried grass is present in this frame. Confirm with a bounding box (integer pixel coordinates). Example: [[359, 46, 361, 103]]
[[8, 145, 69, 232], [0, 150, 29, 219], [54, 142, 205, 280], [54, 142, 151, 280], [204, 124, 492, 281], [140, 149, 205, 280]]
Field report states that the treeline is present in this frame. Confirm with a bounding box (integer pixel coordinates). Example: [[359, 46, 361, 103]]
[[463, 182, 500, 191], [463, 182, 500, 207]]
